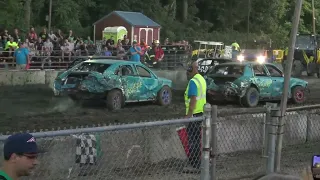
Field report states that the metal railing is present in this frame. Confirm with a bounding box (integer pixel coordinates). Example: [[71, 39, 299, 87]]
[[0, 49, 191, 70], [0, 103, 319, 179]]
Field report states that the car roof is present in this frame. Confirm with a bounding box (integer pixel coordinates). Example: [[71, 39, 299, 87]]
[[84, 59, 142, 65], [215, 61, 273, 66]]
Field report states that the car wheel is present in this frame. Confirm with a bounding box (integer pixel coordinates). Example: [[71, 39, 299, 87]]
[[68, 94, 83, 106], [292, 86, 306, 104], [157, 86, 172, 106], [241, 87, 259, 107], [106, 89, 123, 111]]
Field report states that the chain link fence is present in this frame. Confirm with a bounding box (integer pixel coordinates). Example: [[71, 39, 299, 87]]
[[1, 104, 320, 179], [0, 110, 210, 180]]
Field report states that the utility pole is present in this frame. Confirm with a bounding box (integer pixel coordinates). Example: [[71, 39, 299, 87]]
[[274, 0, 303, 172], [312, 0, 316, 35], [48, 0, 52, 32], [246, 0, 251, 48]]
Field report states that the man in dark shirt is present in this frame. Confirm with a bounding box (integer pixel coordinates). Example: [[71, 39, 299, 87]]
[[38, 28, 48, 41], [106, 37, 114, 48], [12, 29, 20, 43]]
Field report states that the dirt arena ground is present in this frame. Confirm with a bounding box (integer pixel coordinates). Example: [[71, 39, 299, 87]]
[[1, 76, 320, 132]]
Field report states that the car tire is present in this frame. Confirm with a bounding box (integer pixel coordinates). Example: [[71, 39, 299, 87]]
[[292, 60, 303, 77], [241, 87, 259, 107], [157, 86, 172, 106], [291, 86, 307, 104], [68, 94, 83, 106], [106, 89, 124, 111]]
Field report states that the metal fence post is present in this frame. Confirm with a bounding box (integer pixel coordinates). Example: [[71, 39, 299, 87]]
[[200, 103, 212, 180], [266, 103, 279, 174], [210, 105, 218, 180]]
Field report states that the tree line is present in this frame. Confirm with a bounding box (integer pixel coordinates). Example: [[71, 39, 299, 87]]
[[1, 0, 319, 48]]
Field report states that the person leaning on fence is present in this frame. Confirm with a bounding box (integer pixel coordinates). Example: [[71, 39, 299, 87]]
[[0, 133, 40, 180], [183, 61, 207, 172], [13, 42, 30, 70]]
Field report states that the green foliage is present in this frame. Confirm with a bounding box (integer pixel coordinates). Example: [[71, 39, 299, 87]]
[[0, 0, 319, 48]]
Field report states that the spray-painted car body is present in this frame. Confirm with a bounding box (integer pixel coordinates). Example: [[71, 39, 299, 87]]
[[54, 59, 173, 110], [205, 61, 309, 107]]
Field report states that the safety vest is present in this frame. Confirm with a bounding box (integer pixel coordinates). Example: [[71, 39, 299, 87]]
[[231, 42, 240, 51], [5, 41, 18, 50], [184, 73, 207, 115]]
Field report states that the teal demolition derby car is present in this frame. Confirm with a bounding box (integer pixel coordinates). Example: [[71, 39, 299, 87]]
[[54, 59, 173, 110], [205, 61, 309, 107]]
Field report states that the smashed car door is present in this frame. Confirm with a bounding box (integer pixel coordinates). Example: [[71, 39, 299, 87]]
[[135, 65, 158, 100], [251, 64, 273, 98], [265, 64, 284, 98], [116, 65, 143, 101]]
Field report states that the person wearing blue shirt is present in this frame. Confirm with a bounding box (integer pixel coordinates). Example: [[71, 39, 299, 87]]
[[13, 42, 29, 70], [187, 80, 198, 97], [129, 41, 141, 62]]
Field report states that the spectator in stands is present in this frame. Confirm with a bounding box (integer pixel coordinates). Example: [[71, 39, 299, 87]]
[[35, 38, 43, 56], [121, 35, 129, 45], [102, 45, 112, 56], [163, 38, 171, 45], [39, 28, 48, 41], [122, 36, 130, 50], [12, 29, 21, 43], [84, 36, 94, 48], [67, 30, 74, 42], [0, 36, 3, 51], [61, 39, 72, 61], [48, 30, 58, 47], [2, 29, 9, 42], [106, 36, 114, 49], [4, 37, 18, 57], [116, 43, 126, 59], [129, 41, 141, 62], [42, 38, 53, 69], [24, 39, 35, 57], [28, 27, 37, 43], [13, 42, 29, 70], [152, 40, 164, 68], [75, 39, 88, 56], [56, 29, 64, 46]]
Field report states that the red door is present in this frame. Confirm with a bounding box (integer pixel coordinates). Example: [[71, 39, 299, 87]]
[[147, 29, 153, 45], [139, 29, 146, 43]]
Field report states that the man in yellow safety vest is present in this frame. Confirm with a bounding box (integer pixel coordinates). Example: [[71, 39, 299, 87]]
[[183, 61, 207, 171], [231, 40, 241, 59]]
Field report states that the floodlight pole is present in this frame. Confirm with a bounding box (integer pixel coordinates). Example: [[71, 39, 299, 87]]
[[274, 0, 303, 172]]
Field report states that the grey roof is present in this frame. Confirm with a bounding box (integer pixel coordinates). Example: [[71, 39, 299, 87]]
[[93, 11, 161, 27]]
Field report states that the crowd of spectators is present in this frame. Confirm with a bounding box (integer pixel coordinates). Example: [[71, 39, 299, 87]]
[[0, 27, 191, 69]]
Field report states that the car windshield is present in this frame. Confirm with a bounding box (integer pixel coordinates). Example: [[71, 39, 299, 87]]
[[209, 64, 245, 76], [295, 35, 315, 50], [73, 62, 111, 73]]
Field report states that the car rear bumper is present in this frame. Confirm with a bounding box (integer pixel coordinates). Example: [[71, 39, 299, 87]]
[[62, 88, 104, 100], [207, 90, 239, 102]]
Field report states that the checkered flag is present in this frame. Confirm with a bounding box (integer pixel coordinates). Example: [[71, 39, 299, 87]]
[[74, 133, 97, 165]]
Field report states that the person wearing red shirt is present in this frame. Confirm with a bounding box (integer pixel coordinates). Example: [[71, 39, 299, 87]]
[[153, 40, 164, 68]]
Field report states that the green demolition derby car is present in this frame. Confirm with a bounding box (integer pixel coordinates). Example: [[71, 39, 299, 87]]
[[205, 61, 309, 107], [54, 59, 173, 110]]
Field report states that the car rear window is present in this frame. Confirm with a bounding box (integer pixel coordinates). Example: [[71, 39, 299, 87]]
[[209, 64, 245, 76], [74, 62, 111, 73]]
